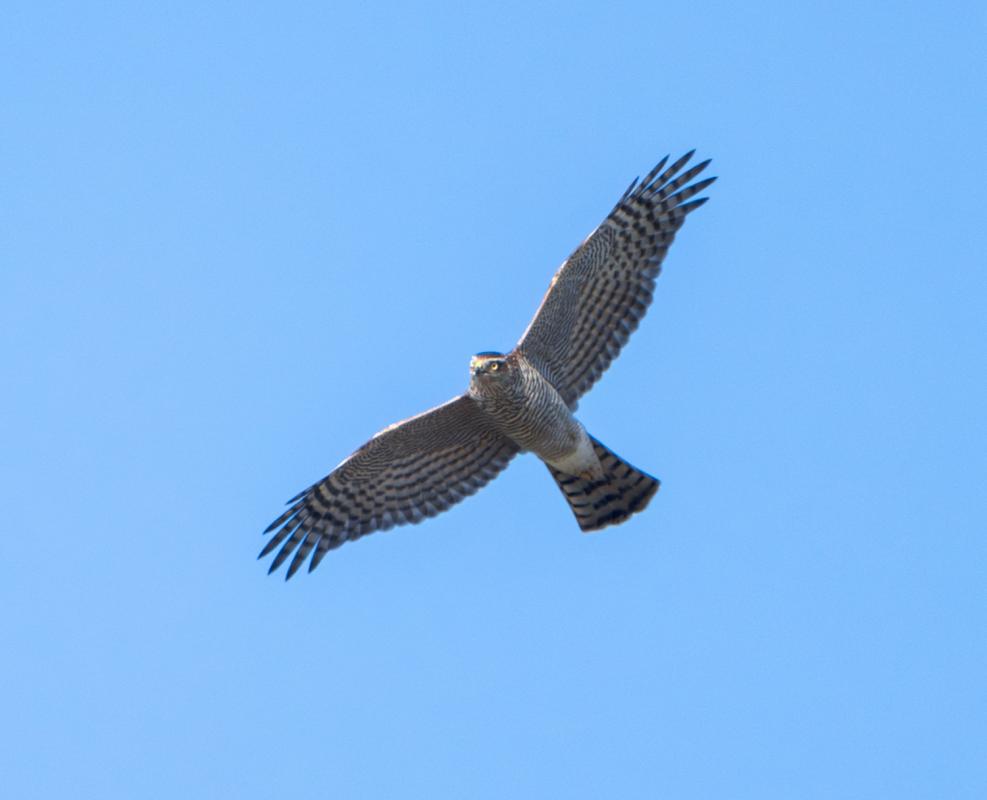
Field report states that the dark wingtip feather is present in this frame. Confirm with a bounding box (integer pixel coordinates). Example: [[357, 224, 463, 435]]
[[649, 150, 695, 192], [263, 518, 282, 535], [309, 547, 329, 573], [687, 176, 717, 194], [679, 196, 710, 214], [267, 535, 300, 574], [263, 505, 296, 534], [671, 150, 696, 173], [285, 539, 314, 580], [286, 486, 310, 504], [259, 521, 296, 559], [665, 175, 718, 208], [639, 155, 670, 189], [619, 176, 640, 202]]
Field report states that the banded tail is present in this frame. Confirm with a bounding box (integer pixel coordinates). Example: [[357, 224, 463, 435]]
[[547, 437, 660, 532]]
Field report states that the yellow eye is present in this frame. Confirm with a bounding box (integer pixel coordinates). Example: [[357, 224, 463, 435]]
[[489, 362, 500, 372]]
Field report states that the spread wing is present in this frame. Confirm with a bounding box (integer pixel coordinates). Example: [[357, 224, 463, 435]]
[[261, 395, 519, 579], [516, 151, 715, 408]]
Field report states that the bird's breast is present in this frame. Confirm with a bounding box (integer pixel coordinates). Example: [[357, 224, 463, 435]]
[[475, 361, 585, 465]]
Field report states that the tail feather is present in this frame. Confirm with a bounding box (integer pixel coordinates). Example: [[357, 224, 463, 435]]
[[548, 437, 659, 532]]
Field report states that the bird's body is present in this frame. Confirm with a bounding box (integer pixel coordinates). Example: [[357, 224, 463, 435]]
[[262, 150, 715, 578], [468, 352, 596, 475]]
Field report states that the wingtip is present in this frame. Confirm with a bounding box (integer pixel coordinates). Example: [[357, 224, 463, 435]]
[[258, 538, 278, 559], [620, 176, 640, 202], [286, 550, 309, 580], [638, 155, 670, 189], [286, 487, 309, 504], [681, 196, 711, 213]]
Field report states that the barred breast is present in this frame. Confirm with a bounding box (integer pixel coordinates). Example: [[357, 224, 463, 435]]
[[472, 356, 598, 475]]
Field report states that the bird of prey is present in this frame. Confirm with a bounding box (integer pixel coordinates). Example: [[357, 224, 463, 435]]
[[262, 150, 715, 578]]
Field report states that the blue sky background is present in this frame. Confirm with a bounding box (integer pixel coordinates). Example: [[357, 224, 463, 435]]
[[3, 2, 985, 797]]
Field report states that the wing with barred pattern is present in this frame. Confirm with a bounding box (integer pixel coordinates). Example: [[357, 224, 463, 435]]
[[516, 151, 715, 408], [261, 394, 519, 579]]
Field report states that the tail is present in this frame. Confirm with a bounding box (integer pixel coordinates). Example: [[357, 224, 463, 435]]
[[547, 436, 660, 532]]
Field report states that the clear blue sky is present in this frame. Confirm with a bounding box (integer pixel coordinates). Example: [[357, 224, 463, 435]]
[[3, 2, 985, 797]]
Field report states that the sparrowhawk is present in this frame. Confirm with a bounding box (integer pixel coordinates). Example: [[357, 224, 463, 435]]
[[262, 150, 715, 578]]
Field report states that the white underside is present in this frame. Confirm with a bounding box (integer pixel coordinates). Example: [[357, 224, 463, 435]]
[[545, 431, 602, 478]]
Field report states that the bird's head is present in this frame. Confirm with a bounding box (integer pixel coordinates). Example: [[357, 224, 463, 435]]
[[469, 351, 512, 386]]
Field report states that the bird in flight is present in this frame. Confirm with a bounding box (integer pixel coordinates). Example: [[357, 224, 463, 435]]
[[262, 150, 715, 578]]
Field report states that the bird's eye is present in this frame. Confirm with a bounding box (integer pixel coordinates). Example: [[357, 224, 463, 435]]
[[489, 362, 500, 372]]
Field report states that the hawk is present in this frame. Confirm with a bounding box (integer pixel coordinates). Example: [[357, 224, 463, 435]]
[[262, 151, 715, 578]]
